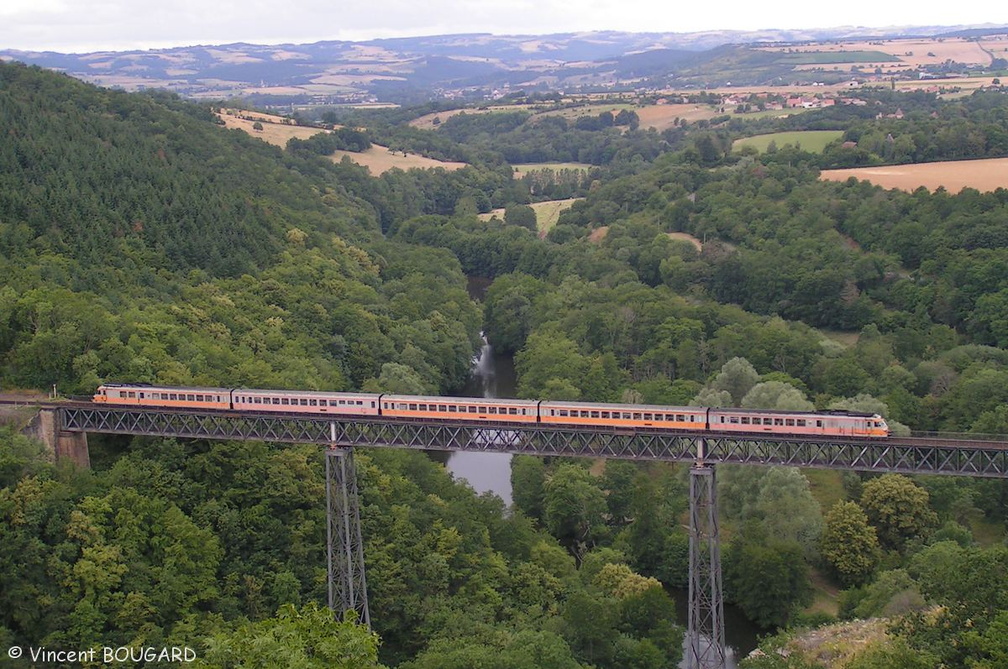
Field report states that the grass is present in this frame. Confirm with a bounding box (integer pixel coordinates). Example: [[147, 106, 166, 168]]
[[477, 198, 582, 237], [803, 469, 848, 514], [733, 130, 844, 154]]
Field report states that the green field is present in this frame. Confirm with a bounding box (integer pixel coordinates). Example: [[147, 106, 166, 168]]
[[782, 50, 899, 64], [733, 130, 844, 154]]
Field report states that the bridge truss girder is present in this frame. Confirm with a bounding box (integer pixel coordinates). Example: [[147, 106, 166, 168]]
[[60, 407, 1008, 477]]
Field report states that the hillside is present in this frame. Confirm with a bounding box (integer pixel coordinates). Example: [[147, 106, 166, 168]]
[[3, 25, 1004, 105]]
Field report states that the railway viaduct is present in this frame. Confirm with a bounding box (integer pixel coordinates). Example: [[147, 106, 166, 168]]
[[11, 401, 1008, 669]]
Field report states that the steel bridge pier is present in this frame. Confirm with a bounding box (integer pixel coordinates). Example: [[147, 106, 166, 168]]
[[687, 457, 726, 669], [326, 445, 370, 627]]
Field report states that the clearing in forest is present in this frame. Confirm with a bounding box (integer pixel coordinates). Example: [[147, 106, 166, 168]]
[[329, 145, 468, 174], [478, 198, 582, 237], [820, 157, 1008, 193], [217, 109, 327, 147]]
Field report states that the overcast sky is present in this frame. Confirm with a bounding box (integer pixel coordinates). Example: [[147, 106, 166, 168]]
[[2, 0, 1006, 53]]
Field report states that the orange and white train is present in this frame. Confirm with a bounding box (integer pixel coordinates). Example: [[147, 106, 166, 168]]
[[93, 384, 890, 439]]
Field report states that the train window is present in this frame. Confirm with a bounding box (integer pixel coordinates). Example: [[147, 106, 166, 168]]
[[469, 406, 477, 414], [797, 419, 806, 427], [489, 407, 497, 414], [785, 419, 795, 426], [478, 407, 487, 414], [447, 405, 456, 412], [741, 417, 750, 424], [338, 400, 345, 405], [774, 418, 784, 425], [590, 411, 599, 418], [632, 413, 642, 420], [676, 414, 685, 421], [643, 413, 653, 420], [509, 408, 518, 415], [729, 417, 739, 424], [409, 404, 417, 411], [418, 404, 427, 411], [439, 405, 447, 412], [371, 402, 375, 408], [150, 393, 159, 400], [170, 394, 178, 400], [600, 411, 610, 419], [309, 399, 317, 406]]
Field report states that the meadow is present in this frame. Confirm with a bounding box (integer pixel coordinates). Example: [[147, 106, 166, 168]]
[[733, 130, 844, 153]]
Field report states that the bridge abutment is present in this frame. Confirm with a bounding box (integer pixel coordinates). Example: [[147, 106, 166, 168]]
[[21, 408, 90, 468]]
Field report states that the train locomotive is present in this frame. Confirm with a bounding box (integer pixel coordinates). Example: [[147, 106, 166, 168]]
[[93, 384, 890, 439]]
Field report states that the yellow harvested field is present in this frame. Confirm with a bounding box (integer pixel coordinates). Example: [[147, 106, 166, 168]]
[[330, 144, 468, 174], [760, 36, 995, 68], [217, 109, 327, 147], [820, 158, 1008, 193], [636, 103, 720, 131]]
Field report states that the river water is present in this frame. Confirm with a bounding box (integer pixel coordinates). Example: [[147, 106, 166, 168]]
[[445, 338, 518, 505], [444, 336, 759, 665]]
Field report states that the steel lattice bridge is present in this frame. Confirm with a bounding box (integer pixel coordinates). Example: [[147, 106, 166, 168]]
[[51, 404, 1008, 669], [59, 405, 1008, 476]]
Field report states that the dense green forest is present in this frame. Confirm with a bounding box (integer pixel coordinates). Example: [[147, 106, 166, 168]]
[[3, 59, 1008, 667]]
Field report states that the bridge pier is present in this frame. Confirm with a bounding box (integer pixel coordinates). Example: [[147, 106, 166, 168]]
[[325, 444, 370, 627], [687, 453, 726, 668]]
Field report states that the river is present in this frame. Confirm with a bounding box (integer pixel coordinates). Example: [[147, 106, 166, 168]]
[[444, 336, 760, 665]]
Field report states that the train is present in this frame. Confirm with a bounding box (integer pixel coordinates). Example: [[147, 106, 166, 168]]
[[93, 384, 890, 439]]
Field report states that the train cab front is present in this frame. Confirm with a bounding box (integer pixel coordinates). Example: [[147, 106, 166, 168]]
[[93, 385, 109, 403], [873, 414, 890, 438]]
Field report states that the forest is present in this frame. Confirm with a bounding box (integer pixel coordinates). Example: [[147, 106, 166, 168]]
[[2, 58, 1008, 667]]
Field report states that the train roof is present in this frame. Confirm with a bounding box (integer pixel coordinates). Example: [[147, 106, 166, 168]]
[[383, 395, 539, 406], [539, 400, 699, 412], [99, 383, 232, 393], [235, 388, 376, 397]]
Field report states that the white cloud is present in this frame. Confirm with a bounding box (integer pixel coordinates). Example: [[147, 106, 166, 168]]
[[0, 0, 1005, 52]]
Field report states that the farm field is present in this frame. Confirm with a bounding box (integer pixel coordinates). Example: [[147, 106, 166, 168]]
[[820, 157, 1008, 193], [759, 35, 998, 71], [216, 109, 327, 147], [734, 130, 843, 153], [329, 144, 468, 174]]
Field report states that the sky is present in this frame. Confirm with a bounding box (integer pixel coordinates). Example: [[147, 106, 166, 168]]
[[1, 0, 1006, 53]]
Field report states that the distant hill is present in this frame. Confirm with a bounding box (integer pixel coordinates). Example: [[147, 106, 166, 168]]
[[3, 25, 1005, 105]]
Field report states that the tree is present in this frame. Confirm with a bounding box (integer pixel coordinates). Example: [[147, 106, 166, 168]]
[[543, 464, 608, 558], [198, 602, 383, 668], [724, 537, 811, 628], [505, 204, 538, 232], [860, 474, 938, 551], [709, 357, 760, 405], [511, 456, 547, 521], [820, 501, 880, 587]]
